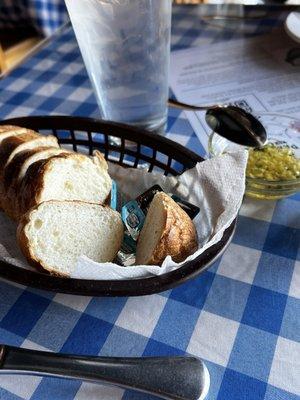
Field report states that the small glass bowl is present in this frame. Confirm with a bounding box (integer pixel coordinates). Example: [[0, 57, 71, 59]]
[[208, 113, 300, 200]]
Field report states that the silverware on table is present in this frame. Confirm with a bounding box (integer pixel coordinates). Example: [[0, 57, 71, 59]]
[[0, 344, 210, 400], [168, 98, 267, 148]]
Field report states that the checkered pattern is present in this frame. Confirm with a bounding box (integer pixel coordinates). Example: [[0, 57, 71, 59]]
[[0, 0, 68, 36], [0, 6, 299, 400]]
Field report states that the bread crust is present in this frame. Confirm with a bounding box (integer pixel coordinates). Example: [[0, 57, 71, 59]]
[[0, 131, 39, 175], [0, 126, 28, 137], [0, 125, 21, 133], [3, 148, 39, 191], [93, 150, 109, 170], [0, 127, 33, 210], [2, 147, 67, 220], [136, 192, 198, 266], [3, 146, 64, 190]]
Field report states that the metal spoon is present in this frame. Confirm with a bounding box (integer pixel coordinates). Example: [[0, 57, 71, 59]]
[[0, 344, 210, 400], [168, 99, 267, 148]]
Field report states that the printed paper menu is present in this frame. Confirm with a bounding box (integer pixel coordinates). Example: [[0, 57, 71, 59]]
[[170, 29, 300, 153]]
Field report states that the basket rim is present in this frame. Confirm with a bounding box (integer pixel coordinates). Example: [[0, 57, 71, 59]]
[[1, 115, 204, 167]]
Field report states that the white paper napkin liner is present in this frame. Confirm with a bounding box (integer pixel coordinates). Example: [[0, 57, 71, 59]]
[[72, 150, 247, 280]]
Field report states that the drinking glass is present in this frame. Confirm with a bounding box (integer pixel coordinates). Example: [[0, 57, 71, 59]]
[[65, 0, 172, 133]]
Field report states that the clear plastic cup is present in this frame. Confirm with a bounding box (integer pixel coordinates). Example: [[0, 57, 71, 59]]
[[65, 0, 172, 133]]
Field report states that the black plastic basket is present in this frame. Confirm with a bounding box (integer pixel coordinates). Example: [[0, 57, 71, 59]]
[[0, 116, 236, 296]]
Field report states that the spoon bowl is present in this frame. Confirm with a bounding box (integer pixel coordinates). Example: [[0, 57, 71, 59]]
[[168, 99, 267, 148], [205, 106, 267, 147]]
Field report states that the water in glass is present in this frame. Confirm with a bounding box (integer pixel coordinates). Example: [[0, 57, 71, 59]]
[[65, 0, 172, 133]]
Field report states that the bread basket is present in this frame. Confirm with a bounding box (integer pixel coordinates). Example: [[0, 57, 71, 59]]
[[0, 116, 236, 296]]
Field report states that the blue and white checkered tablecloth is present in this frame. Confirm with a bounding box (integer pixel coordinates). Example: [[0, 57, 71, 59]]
[[0, 0, 68, 36], [0, 6, 299, 400]]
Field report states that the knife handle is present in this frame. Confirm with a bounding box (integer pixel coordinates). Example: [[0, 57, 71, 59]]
[[0, 345, 210, 400]]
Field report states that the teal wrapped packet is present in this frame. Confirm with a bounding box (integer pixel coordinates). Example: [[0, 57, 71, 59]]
[[110, 182, 200, 266]]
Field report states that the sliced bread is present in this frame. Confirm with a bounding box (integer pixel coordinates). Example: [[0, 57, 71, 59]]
[[0, 132, 59, 179], [2, 147, 68, 220], [135, 192, 198, 266], [0, 126, 34, 207], [17, 151, 112, 220], [3, 146, 67, 191], [17, 200, 124, 276]]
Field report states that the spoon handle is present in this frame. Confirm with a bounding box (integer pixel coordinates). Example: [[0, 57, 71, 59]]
[[168, 98, 211, 111], [0, 345, 209, 400]]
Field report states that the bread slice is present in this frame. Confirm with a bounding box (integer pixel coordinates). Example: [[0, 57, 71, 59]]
[[2, 147, 68, 220], [135, 192, 198, 266], [0, 132, 59, 180], [17, 151, 112, 220], [17, 200, 124, 276]]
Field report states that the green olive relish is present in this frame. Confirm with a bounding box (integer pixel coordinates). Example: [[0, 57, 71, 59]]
[[246, 144, 300, 181]]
